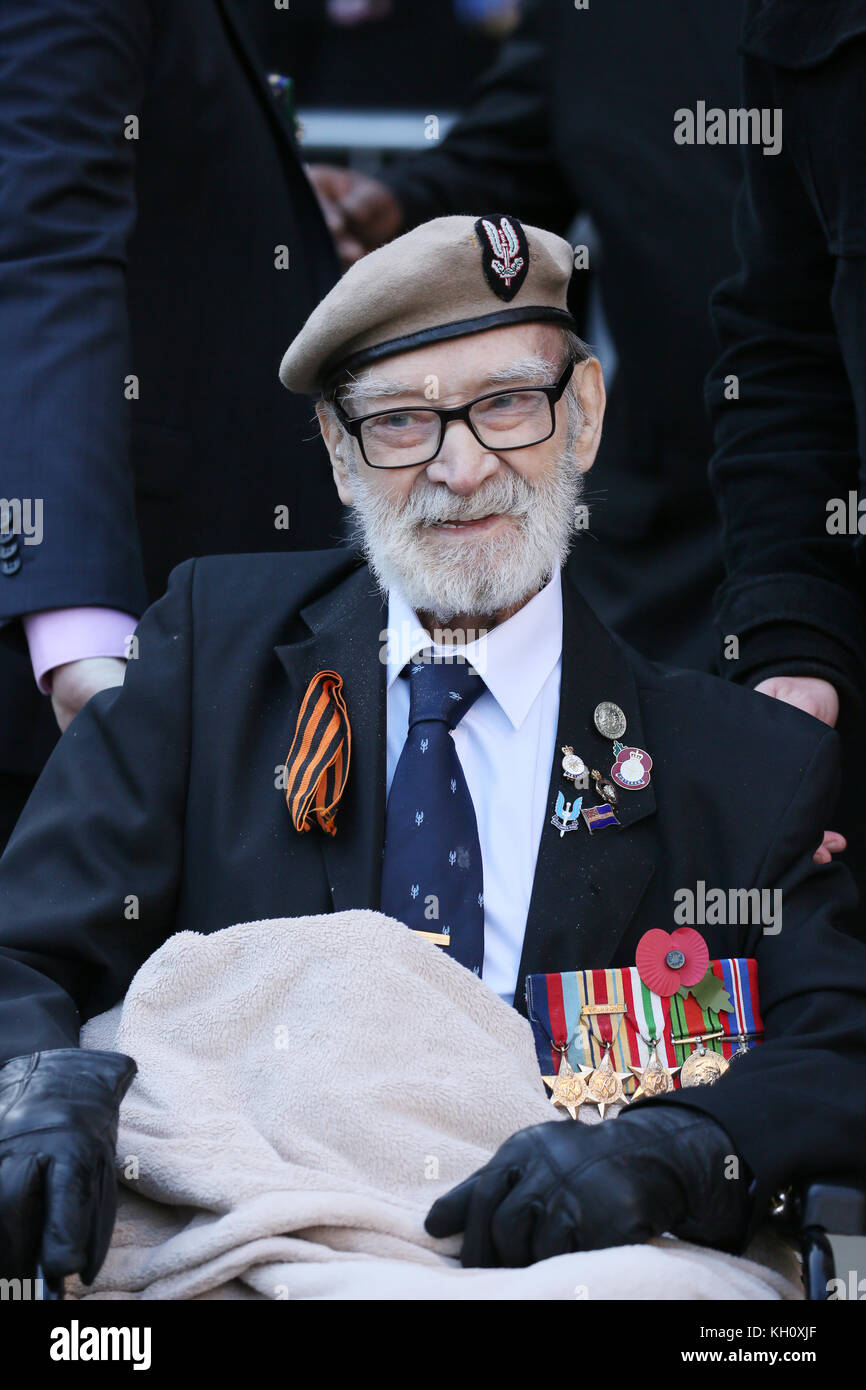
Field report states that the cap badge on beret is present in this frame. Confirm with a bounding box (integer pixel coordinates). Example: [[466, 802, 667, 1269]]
[[475, 215, 529, 302]]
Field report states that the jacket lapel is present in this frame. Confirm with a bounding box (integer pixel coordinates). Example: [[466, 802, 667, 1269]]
[[514, 572, 657, 1014], [275, 562, 388, 913], [216, 0, 300, 159]]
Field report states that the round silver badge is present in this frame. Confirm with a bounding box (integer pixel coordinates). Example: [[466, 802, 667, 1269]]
[[593, 701, 627, 741]]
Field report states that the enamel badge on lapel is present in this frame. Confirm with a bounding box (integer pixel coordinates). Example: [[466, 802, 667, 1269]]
[[582, 765, 620, 830], [553, 744, 620, 835], [593, 701, 653, 791], [611, 746, 653, 791], [581, 802, 620, 834], [560, 746, 586, 785], [551, 790, 582, 837]]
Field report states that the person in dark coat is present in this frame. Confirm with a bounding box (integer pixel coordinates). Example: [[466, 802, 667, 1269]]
[[310, 0, 747, 672], [0, 0, 345, 851], [0, 215, 864, 1286], [270, 0, 504, 112], [705, 0, 866, 901]]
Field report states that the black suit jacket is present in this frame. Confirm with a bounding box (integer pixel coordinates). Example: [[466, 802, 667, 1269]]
[[0, 549, 864, 1224], [0, 0, 342, 775], [707, 0, 866, 707], [382, 0, 746, 669], [704, 0, 866, 898]]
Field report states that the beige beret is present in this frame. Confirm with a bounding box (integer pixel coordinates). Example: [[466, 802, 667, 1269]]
[[279, 214, 576, 395]]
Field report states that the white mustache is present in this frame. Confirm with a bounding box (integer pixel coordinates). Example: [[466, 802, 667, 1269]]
[[399, 474, 535, 528]]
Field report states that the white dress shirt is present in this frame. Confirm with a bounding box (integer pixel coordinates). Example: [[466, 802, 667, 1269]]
[[385, 569, 563, 1006]]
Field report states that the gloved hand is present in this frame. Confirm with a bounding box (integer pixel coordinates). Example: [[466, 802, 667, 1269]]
[[425, 1103, 754, 1268], [0, 1048, 136, 1284]]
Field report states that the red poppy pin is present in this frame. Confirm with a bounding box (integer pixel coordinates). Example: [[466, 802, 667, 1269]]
[[635, 927, 709, 997]]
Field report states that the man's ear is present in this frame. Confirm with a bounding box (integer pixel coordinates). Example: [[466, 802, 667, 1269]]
[[316, 401, 354, 506], [572, 357, 606, 474]]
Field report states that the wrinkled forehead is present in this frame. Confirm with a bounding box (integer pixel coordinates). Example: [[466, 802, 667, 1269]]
[[338, 322, 567, 410]]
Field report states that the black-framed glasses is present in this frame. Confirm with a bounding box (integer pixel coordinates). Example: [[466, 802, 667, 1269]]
[[332, 358, 575, 469]]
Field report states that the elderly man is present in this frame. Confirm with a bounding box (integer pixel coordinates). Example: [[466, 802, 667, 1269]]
[[0, 215, 864, 1288]]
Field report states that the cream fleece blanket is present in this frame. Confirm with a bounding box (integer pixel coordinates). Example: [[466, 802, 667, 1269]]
[[71, 911, 802, 1300]]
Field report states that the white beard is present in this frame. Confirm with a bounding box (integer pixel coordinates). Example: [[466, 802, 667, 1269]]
[[346, 445, 584, 625]]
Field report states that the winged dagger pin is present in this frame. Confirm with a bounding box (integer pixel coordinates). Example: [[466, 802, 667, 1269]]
[[481, 216, 525, 287], [551, 789, 582, 837]]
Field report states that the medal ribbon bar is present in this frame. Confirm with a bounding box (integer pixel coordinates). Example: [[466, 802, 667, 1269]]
[[526, 958, 763, 1096]]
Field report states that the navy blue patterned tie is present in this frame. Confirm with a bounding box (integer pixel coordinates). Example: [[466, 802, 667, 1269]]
[[381, 655, 486, 974]]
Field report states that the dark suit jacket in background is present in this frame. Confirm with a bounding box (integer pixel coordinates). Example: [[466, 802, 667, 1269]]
[[380, 0, 746, 671], [707, 0, 866, 712], [0, 550, 864, 1227], [269, 0, 501, 110], [705, 0, 866, 897], [0, 0, 343, 778]]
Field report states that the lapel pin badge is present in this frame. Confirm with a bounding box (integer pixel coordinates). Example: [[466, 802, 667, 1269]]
[[581, 800, 620, 834], [551, 789, 582, 837], [554, 741, 621, 836], [593, 701, 653, 791], [560, 745, 587, 784]]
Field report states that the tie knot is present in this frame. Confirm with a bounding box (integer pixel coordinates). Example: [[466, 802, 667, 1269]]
[[406, 654, 485, 729]]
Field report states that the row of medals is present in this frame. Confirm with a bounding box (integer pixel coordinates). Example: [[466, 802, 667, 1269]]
[[547, 700, 740, 1121], [543, 1024, 743, 1123]]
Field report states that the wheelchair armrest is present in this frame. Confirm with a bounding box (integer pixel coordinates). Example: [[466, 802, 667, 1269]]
[[798, 1174, 866, 1236], [791, 1174, 866, 1300]]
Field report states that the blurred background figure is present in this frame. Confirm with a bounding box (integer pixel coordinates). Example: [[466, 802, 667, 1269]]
[[268, 0, 512, 112], [0, 0, 347, 852], [308, 0, 747, 674], [706, 0, 866, 900]]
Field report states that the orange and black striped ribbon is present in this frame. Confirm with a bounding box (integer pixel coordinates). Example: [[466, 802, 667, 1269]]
[[284, 670, 351, 837]]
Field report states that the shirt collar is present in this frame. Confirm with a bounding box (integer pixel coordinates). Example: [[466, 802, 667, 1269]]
[[385, 566, 563, 731]]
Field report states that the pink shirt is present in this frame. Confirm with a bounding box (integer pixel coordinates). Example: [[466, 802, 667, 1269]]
[[23, 608, 137, 694]]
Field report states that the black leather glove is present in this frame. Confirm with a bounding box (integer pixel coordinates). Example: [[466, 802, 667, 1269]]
[[425, 1104, 754, 1268], [0, 1048, 136, 1284]]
